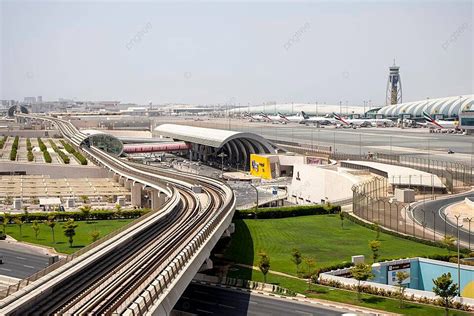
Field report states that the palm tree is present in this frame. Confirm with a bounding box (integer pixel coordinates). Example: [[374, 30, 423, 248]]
[[13, 217, 23, 237], [32, 220, 40, 239], [442, 235, 455, 255], [44, 216, 56, 243], [62, 219, 78, 247], [80, 205, 92, 223], [258, 251, 270, 283]]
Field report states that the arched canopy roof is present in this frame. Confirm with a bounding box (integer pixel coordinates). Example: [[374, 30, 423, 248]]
[[80, 129, 124, 155], [377, 95, 473, 118], [8, 105, 29, 117], [154, 124, 275, 153]]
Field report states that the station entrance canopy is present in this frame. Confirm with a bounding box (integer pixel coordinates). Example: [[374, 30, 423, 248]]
[[154, 124, 277, 169]]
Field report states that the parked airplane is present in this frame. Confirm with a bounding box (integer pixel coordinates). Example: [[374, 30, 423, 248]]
[[333, 113, 372, 127], [300, 111, 336, 125], [422, 111, 458, 129], [277, 112, 306, 124], [243, 112, 270, 122]]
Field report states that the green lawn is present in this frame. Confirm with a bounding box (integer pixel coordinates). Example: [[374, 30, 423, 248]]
[[227, 266, 470, 316], [5, 219, 133, 254], [224, 215, 449, 276]]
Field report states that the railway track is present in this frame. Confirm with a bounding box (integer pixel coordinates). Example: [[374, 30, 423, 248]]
[[3, 114, 235, 315]]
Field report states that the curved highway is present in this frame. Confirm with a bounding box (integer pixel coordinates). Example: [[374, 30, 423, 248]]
[[1, 114, 235, 315], [411, 190, 474, 246]]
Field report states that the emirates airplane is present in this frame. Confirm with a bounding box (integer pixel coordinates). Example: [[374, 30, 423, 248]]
[[422, 111, 458, 129]]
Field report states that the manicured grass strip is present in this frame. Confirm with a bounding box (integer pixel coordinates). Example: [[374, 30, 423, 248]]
[[49, 139, 69, 164], [224, 215, 449, 276], [59, 140, 87, 165], [5, 219, 133, 254], [227, 266, 470, 316]]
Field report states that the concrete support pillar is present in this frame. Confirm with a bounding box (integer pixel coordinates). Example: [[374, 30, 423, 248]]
[[131, 183, 143, 207], [113, 173, 120, 183], [107, 170, 115, 179], [150, 190, 166, 211], [119, 177, 126, 186], [124, 179, 132, 190], [198, 258, 213, 272]]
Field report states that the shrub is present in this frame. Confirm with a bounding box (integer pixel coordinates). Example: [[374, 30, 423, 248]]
[[10, 147, 17, 161], [26, 138, 32, 151], [27, 151, 34, 162], [73, 151, 87, 165], [60, 140, 75, 154], [37, 138, 47, 152], [235, 204, 341, 219], [43, 150, 52, 163], [49, 140, 70, 164], [0, 135, 7, 149], [0, 209, 150, 223]]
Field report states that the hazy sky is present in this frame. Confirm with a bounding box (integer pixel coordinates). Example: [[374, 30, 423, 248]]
[[1, 1, 472, 106]]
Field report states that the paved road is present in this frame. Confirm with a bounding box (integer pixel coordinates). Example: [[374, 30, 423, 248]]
[[173, 283, 373, 315], [411, 191, 474, 247], [0, 245, 51, 279]]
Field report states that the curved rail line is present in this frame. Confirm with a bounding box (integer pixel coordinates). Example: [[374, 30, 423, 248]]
[[2, 114, 235, 315]]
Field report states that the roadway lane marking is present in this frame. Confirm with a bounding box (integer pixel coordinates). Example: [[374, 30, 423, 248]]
[[15, 256, 26, 260], [196, 309, 213, 314], [23, 265, 35, 269], [195, 290, 208, 295], [0, 268, 12, 272], [218, 303, 235, 309]]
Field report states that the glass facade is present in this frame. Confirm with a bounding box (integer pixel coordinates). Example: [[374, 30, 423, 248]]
[[82, 134, 124, 155], [460, 117, 474, 126]]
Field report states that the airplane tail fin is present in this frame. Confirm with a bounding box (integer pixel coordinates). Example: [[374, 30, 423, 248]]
[[301, 111, 310, 119]]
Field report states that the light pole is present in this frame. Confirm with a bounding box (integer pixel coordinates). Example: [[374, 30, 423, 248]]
[[431, 210, 436, 241], [467, 217, 473, 250], [218, 152, 227, 178], [250, 184, 259, 210], [454, 214, 462, 297]]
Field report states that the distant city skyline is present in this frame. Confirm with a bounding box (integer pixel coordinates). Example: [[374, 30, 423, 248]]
[[1, 1, 472, 106]]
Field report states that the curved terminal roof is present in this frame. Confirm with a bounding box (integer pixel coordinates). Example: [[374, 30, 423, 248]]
[[377, 95, 473, 118], [80, 129, 124, 155], [154, 124, 275, 151], [8, 105, 29, 117]]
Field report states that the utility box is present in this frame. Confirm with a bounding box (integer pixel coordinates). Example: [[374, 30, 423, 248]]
[[116, 196, 126, 207], [352, 255, 365, 264], [66, 197, 75, 208], [14, 198, 22, 210], [394, 188, 415, 203]]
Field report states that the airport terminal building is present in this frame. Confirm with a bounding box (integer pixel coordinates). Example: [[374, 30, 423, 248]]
[[377, 95, 473, 119]]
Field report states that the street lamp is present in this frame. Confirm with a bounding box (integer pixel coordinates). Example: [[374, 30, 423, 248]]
[[454, 214, 462, 297], [217, 152, 227, 178], [467, 217, 474, 250], [250, 183, 259, 210]]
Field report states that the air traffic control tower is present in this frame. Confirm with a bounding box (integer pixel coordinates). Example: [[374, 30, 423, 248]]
[[386, 61, 402, 105]]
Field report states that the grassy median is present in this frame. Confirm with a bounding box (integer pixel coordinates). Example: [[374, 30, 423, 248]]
[[5, 219, 133, 254], [224, 214, 450, 276]]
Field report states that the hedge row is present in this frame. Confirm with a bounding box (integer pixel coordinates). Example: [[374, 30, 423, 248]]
[[0, 209, 150, 223], [43, 150, 52, 163], [49, 140, 69, 164], [235, 204, 342, 219], [60, 140, 75, 153], [60, 140, 87, 165], [345, 212, 470, 254], [0, 135, 7, 149], [37, 137, 47, 152], [26, 138, 34, 161], [9, 136, 19, 161]]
